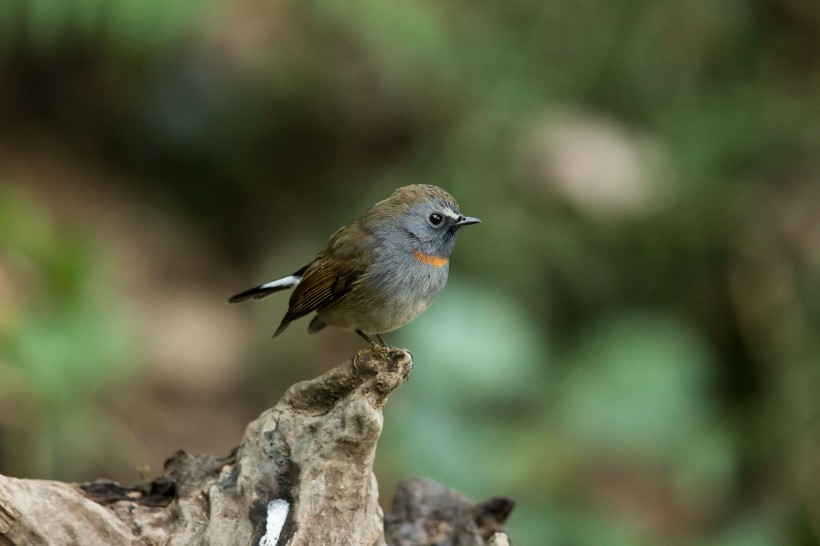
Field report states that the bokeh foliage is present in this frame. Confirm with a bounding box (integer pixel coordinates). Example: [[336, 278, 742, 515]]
[[0, 186, 137, 478], [2, 0, 820, 544]]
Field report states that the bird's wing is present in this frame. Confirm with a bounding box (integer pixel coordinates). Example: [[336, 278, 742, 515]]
[[273, 224, 373, 336]]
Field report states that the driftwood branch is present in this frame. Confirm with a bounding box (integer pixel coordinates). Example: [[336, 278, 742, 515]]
[[0, 349, 514, 545]]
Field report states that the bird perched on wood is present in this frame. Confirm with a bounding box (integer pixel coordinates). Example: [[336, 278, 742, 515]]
[[228, 184, 480, 347]]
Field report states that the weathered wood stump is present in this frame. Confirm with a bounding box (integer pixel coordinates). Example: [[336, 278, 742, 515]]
[[0, 349, 514, 545]]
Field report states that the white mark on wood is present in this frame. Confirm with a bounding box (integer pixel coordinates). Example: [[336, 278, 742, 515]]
[[259, 499, 289, 546]]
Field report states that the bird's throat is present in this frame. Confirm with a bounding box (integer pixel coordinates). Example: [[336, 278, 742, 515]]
[[413, 250, 449, 268]]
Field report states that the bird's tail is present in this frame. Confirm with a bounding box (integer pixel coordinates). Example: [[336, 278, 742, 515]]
[[227, 267, 305, 303]]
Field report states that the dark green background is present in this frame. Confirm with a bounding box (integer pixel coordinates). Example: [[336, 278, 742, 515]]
[[1, 1, 819, 543]]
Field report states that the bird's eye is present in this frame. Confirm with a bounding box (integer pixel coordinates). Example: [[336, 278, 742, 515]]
[[428, 212, 443, 226]]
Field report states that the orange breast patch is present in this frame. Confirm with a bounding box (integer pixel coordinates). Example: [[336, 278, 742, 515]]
[[413, 250, 449, 268]]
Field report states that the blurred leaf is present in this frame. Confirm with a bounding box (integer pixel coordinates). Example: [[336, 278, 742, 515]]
[[0, 184, 137, 478], [556, 312, 715, 460], [0, 0, 210, 59], [398, 281, 550, 403]]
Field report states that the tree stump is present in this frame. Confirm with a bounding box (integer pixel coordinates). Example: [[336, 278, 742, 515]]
[[0, 349, 514, 545]]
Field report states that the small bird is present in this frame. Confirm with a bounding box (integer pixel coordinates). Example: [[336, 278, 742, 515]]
[[228, 184, 480, 347]]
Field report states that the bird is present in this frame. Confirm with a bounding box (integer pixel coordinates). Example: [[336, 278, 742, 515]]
[[228, 184, 480, 347]]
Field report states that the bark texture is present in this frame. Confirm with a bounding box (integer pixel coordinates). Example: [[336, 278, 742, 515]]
[[384, 478, 515, 546], [0, 348, 514, 546]]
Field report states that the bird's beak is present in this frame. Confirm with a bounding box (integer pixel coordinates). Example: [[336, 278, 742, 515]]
[[456, 216, 481, 227]]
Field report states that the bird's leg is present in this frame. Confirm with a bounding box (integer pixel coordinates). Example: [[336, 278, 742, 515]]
[[356, 329, 381, 350], [376, 333, 387, 348]]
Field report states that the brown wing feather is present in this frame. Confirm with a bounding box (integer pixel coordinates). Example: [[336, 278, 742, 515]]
[[285, 264, 359, 319], [273, 223, 373, 337]]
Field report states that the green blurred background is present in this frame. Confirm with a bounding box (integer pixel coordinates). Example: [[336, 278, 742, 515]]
[[1, 0, 819, 543]]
